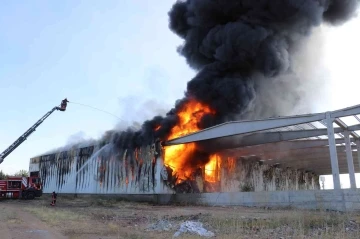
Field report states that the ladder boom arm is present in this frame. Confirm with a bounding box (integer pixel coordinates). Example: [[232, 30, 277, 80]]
[[0, 100, 67, 164]]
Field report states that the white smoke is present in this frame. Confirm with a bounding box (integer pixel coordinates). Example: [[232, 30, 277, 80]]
[[114, 95, 171, 131], [243, 26, 330, 119], [34, 131, 97, 156]]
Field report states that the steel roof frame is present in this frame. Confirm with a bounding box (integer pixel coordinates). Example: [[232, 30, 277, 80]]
[[164, 104, 360, 190]]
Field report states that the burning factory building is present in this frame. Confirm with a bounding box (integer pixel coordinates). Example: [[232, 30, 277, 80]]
[[29, 139, 320, 195], [30, 0, 359, 196]]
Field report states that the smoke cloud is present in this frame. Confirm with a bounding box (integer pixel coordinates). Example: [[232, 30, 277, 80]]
[[169, 0, 358, 121], [35, 131, 97, 156], [111, 0, 358, 149], [115, 96, 171, 132], [54, 1, 360, 153]]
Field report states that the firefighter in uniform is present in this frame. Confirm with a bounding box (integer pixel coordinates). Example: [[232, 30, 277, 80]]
[[50, 191, 57, 206], [61, 98, 69, 109]]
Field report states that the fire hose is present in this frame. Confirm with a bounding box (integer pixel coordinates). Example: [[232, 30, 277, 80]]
[[68, 101, 123, 121]]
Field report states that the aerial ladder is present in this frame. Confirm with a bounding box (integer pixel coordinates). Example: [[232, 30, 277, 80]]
[[0, 98, 69, 164]]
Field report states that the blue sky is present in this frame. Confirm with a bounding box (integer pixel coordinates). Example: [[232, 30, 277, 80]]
[[0, 1, 360, 189], [0, 0, 195, 174]]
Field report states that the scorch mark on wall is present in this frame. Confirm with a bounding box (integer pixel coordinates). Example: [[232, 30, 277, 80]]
[[34, 143, 161, 194]]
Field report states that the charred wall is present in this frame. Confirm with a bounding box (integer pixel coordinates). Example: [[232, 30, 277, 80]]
[[160, 154, 319, 193], [219, 156, 320, 192], [29, 144, 319, 194], [29, 142, 171, 194]]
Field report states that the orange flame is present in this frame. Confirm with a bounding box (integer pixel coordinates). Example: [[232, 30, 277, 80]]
[[205, 154, 221, 182], [155, 125, 161, 131], [164, 99, 216, 181]]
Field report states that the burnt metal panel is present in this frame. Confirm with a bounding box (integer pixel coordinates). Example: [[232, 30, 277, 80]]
[[30, 141, 319, 194], [32, 143, 166, 194]]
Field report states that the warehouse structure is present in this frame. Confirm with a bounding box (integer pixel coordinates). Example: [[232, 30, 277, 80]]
[[29, 104, 360, 211]]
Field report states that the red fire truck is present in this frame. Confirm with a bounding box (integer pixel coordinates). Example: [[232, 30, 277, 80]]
[[0, 175, 42, 199]]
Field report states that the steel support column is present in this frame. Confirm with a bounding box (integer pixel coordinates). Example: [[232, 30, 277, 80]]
[[344, 131, 356, 189], [356, 139, 360, 172], [326, 112, 341, 189]]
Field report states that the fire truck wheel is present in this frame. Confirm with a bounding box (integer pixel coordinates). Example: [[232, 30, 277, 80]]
[[26, 192, 35, 200]]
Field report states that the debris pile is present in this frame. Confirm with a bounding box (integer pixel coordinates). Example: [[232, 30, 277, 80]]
[[173, 221, 215, 238]]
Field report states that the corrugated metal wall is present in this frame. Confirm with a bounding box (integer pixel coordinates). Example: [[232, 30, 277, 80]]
[[30, 143, 319, 194], [30, 143, 171, 194]]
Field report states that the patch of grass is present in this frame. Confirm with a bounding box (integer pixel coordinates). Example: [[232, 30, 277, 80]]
[[24, 205, 143, 237], [92, 198, 118, 207], [20, 197, 360, 239], [120, 232, 147, 239], [201, 210, 359, 238], [107, 222, 119, 232], [0, 206, 22, 223], [7, 218, 22, 223], [25, 206, 84, 226]]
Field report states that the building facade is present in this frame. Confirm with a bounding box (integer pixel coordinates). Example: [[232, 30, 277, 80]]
[[29, 142, 320, 194]]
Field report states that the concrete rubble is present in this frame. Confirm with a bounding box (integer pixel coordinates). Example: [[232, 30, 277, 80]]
[[173, 221, 215, 238]]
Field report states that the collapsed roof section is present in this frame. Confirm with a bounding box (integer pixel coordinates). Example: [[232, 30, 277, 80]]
[[165, 104, 360, 190]]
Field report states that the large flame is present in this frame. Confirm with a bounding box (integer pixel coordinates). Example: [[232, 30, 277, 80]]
[[164, 99, 216, 181], [205, 154, 222, 182]]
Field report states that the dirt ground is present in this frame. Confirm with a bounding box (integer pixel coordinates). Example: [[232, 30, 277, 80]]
[[1, 195, 360, 239]]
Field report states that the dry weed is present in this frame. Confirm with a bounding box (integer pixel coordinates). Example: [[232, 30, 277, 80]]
[[20, 197, 360, 239], [200, 210, 360, 239], [25, 206, 84, 226]]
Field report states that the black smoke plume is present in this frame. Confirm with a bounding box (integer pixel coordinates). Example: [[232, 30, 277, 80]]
[[109, 0, 358, 150]]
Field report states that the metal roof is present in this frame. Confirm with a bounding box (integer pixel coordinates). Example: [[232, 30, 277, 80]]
[[164, 104, 360, 176]]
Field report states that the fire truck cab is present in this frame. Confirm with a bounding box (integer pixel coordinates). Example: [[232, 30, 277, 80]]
[[0, 175, 42, 200]]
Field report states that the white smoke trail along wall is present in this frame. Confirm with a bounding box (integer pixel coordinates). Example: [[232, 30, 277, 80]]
[[29, 142, 319, 194]]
